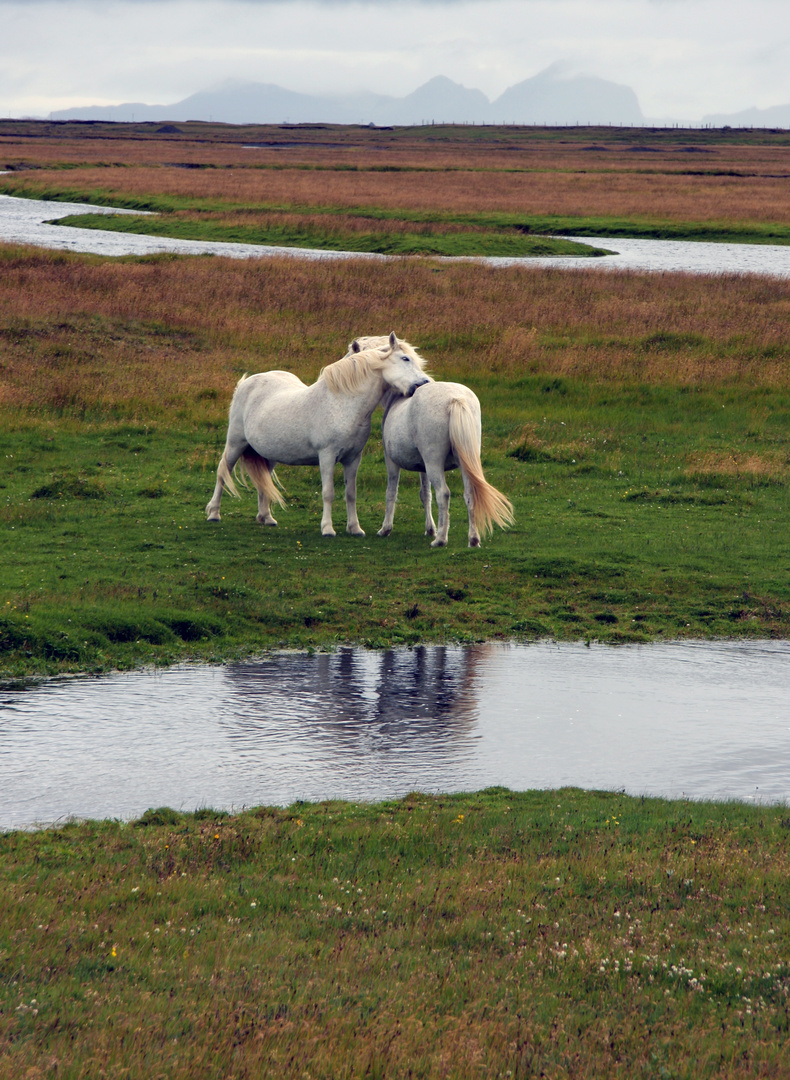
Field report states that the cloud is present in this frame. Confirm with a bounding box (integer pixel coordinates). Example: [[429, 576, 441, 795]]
[[1, 0, 789, 122]]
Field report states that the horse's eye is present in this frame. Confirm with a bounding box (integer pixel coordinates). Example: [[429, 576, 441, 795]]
[[401, 354, 410, 362]]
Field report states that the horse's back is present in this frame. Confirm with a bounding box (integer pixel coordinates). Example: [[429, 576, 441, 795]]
[[384, 382, 479, 471]]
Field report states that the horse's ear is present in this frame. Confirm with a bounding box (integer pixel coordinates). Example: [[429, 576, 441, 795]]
[[351, 339, 361, 353], [388, 331, 398, 348]]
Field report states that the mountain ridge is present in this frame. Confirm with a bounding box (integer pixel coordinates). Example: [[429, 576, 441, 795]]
[[49, 68, 644, 126]]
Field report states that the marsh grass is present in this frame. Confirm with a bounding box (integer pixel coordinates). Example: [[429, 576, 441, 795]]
[[3, 121, 790, 252], [2, 788, 790, 1078], [52, 209, 607, 258], [1, 249, 789, 676]]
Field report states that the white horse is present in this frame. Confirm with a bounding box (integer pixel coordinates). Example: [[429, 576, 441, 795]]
[[348, 336, 514, 548], [206, 333, 430, 537]]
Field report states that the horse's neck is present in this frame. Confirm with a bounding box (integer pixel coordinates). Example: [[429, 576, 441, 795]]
[[340, 370, 387, 418], [380, 387, 402, 424]]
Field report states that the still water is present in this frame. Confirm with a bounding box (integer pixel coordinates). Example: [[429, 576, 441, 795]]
[[2, 641, 789, 829], [3, 191, 790, 277]]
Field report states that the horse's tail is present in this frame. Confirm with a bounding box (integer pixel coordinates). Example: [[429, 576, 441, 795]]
[[448, 398, 514, 537], [216, 450, 242, 499], [236, 449, 286, 509]]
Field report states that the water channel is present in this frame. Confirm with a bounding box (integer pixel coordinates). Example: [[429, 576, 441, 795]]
[[3, 191, 790, 277], [2, 641, 789, 830]]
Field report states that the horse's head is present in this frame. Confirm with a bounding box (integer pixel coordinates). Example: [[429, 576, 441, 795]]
[[350, 331, 431, 398]]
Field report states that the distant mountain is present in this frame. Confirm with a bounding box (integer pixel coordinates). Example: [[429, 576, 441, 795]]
[[49, 68, 645, 127], [702, 103, 790, 129], [375, 75, 492, 125], [492, 64, 643, 125]]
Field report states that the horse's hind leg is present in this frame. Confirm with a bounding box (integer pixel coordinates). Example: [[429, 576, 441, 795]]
[[425, 462, 451, 547], [419, 472, 436, 538], [461, 467, 481, 548], [206, 392, 248, 522], [205, 438, 247, 522], [255, 485, 278, 527], [377, 453, 401, 537], [343, 452, 365, 537]]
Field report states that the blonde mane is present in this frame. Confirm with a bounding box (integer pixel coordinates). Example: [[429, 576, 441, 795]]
[[320, 336, 431, 396]]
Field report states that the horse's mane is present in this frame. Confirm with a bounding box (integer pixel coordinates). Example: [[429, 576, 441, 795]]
[[319, 336, 430, 396]]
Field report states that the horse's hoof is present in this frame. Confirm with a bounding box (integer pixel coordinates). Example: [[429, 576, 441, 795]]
[[322, 529, 337, 538], [469, 537, 481, 548], [430, 537, 447, 548], [347, 526, 366, 537], [257, 514, 278, 526], [425, 529, 436, 538], [206, 513, 221, 522], [377, 527, 392, 537]]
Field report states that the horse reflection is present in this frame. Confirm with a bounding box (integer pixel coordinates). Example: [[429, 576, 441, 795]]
[[222, 645, 487, 753]]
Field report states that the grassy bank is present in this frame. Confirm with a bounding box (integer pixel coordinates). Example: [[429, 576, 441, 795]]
[[2, 248, 789, 678], [2, 788, 790, 1078], [4, 175, 790, 250]]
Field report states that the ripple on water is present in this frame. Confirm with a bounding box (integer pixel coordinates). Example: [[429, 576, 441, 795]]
[[1, 640, 789, 828]]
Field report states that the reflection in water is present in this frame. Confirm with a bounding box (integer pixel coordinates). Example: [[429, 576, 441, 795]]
[[224, 645, 481, 746], [1, 641, 789, 830]]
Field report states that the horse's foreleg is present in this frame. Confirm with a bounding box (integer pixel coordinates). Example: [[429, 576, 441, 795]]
[[426, 464, 451, 547], [461, 467, 481, 548], [342, 454, 365, 537], [318, 448, 337, 537], [377, 454, 401, 537], [419, 472, 436, 538]]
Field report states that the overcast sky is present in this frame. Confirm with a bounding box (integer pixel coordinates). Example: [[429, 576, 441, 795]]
[[2, 0, 789, 122]]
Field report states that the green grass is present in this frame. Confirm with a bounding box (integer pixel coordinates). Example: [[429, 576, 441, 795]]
[[2, 788, 790, 1078], [5, 176, 790, 248], [2, 374, 789, 680], [51, 211, 609, 258]]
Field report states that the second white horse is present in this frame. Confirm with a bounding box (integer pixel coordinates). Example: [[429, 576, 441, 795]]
[[349, 337, 514, 547]]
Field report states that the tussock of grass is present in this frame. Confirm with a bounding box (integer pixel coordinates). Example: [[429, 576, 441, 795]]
[[2, 789, 790, 1078]]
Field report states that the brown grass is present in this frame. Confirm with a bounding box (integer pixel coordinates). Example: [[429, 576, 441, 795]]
[[685, 450, 790, 481], [6, 161, 790, 225], [3, 121, 790, 224], [1, 247, 790, 423]]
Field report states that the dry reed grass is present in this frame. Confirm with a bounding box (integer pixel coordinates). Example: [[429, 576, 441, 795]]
[[6, 161, 790, 225], [4, 121, 790, 225], [685, 450, 789, 481], [1, 248, 789, 422]]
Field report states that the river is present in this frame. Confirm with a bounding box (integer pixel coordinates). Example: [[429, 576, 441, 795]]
[[3, 192, 790, 276]]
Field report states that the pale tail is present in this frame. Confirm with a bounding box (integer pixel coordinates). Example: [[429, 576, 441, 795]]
[[448, 399, 514, 537], [218, 449, 285, 508]]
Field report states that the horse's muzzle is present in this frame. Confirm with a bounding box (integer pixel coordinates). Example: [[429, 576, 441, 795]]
[[407, 378, 430, 397]]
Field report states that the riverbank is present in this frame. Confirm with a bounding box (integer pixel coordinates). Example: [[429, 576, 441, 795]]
[[2, 246, 789, 679], [2, 787, 789, 1078]]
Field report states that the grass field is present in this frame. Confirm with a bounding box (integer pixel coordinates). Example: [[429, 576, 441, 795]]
[[1, 242, 789, 678], [3, 788, 790, 1078]]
